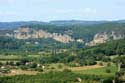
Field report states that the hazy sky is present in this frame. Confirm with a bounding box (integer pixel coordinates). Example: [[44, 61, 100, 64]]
[[0, 0, 125, 22]]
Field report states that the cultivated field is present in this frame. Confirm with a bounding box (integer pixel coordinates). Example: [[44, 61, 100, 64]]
[[69, 65, 104, 71]]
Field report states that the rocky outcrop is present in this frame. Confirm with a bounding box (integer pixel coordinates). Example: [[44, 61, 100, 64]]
[[5, 27, 124, 45], [111, 31, 124, 40], [52, 33, 74, 43], [87, 32, 108, 46], [6, 27, 74, 43], [87, 31, 125, 46]]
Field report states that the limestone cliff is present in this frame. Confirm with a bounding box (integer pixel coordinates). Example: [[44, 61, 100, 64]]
[[6, 27, 74, 43], [87, 31, 125, 46]]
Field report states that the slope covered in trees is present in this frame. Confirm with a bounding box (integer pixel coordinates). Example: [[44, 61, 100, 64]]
[[1, 21, 125, 42], [22, 22, 125, 41], [81, 39, 125, 56]]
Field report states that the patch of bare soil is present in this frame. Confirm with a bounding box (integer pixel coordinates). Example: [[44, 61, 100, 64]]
[[4, 69, 38, 76], [69, 65, 104, 71]]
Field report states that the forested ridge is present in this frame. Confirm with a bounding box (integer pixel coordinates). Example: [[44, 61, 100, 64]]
[[1, 21, 125, 40]]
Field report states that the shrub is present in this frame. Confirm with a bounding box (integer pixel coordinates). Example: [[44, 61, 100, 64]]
[[30, 63, 37, 68], [99, 62, 103, 66], [107, 63, 111, 67], [57, 64, 63, 69], [0, 62, 3, 67], [63, 69, 72, 72], [105, 69, 111, 73], [51, 67, 55, 69], [20, 66, 28, 70], [35, 68, 44, 72]]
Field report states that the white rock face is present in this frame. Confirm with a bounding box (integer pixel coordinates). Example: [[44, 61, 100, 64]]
[[13, 28, 31, 39], [87, 31, 125, 46], [111, 31, 124, 40], [88, 32, 108, 46], [7, 27, 74, 43], [53, 34, 74, 43]]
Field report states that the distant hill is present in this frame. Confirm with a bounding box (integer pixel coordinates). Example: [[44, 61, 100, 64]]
[[24, 21, 125, 41], [0, 20, 125, 29], [0, 21, 46, 30], [49, 20, 107, 25], [0, 20, 125, 45]]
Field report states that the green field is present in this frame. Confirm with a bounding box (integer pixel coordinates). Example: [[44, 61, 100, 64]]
[[0, 55, 22, 60], [75, 66, 117, 78]]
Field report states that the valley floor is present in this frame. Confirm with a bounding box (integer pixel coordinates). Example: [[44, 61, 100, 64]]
[[69, 65, 104, 71]]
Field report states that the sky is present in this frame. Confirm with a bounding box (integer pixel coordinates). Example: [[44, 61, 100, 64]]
[[0, 0, 125, 22]]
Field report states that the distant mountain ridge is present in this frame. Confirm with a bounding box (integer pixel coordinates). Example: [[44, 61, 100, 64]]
[[0, 20, 125, 30], [50, 20, 107, 25], [0, 21, 46, 30]]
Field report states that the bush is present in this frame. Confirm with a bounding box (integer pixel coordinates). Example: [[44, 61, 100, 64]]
[[30, 63, 37, 68], [107, 63, 111, 67], [57, 64, 63, 69], [105, 69, 111, 73], [0, 62, 3, 67], [20, 66, 28, 70], [99, 62, 103, 66], [63, 69, 72, 72], [50, 67, 55, 70], [35, 68, 44, 72]]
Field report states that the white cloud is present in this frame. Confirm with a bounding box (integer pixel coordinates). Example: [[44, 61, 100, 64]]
[[50, 8, 97, 15], [82, 8, 97, 14]]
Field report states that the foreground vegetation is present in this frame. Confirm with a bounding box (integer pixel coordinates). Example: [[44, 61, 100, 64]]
[[0, 37, 125, 83], [0, 70, 107, 83], [76, 65, 117, 78]]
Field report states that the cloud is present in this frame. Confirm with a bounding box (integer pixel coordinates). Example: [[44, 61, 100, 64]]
[[51, 8, 97, 15], [82, 8, 97, 14]]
